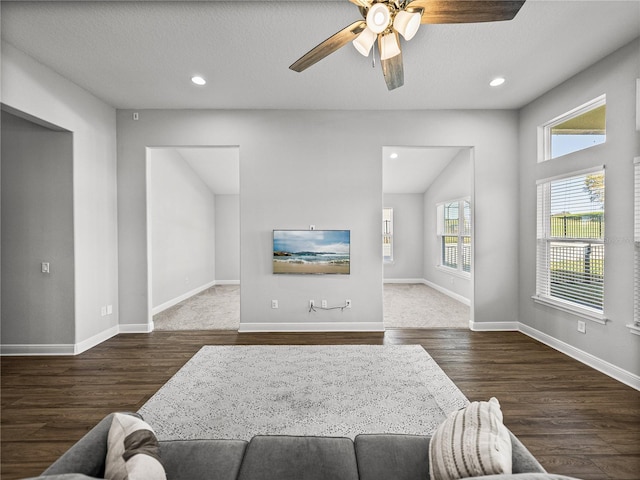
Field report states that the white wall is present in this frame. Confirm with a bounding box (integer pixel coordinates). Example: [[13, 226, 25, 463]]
[[1, 42, 118, 352], [518, 39, 640, 378], [149, 149, 216, 310], [116, 109, 519, 331], [383, 194, 424, 280], [1, 111, 75, 345], [215, 194, 240, 282], [423, 149, 473, 302]]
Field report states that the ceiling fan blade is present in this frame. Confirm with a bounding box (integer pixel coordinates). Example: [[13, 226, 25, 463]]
[[289, 20, 366, 72], [348, 0, 371, 8], [406, 0, 526, 24], [378, 37, 404, 91]]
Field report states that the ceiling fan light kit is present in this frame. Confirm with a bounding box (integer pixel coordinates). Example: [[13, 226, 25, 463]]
[[366, 3, 392, 33], [353, 27, 377, 56], [394, 10, 421, 41], [380, 32, 401, 60], [289, 0, 526, 91]]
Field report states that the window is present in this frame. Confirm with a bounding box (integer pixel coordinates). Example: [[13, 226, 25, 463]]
[[535, 168, 605, 320], [632, 158, 640, 334], [540, 95, 606, 162], [437, 199, 471, 275], [383, 207, 393, 263]]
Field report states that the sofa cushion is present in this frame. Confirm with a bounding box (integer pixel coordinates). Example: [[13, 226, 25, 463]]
[[237, 435, 359, 480], [159, 439, 247, 480], [355, 434, 430, 480], [105, 413, 166, 480], [429, 397, 512, 480]]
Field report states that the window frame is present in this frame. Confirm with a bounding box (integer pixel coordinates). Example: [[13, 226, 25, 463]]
[[383, 207, 393, 264], [533, 166, 608, 324], [630, 157, 640, 335], [538, 95, 606, 163], [436, 197, 471, 277]]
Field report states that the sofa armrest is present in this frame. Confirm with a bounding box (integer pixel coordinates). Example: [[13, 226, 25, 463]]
[[41, 413, 141, 478], [509, 432, 546, 474]]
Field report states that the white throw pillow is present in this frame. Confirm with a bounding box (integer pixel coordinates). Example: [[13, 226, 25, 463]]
[[105, 413, 167, 480], [429, 397, 512, 480]]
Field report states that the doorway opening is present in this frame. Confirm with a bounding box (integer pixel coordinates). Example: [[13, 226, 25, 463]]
[[382, 146, 473, 329], [146, 146, 240, 331]]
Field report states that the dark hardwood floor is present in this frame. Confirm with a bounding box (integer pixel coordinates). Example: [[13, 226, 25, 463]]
[[1, 329, 638, 479]]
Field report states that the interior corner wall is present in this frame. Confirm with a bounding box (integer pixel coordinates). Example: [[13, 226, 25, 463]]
[[116, 108, 519, 329], [149, 149, 216, 310], [518, 38, 640, 377], [423, 149, 473, 302], [215, 194, 240, 282], [1, 111, 74, 345], [383, 193, 424, 280], [1, 42, 118, 348]]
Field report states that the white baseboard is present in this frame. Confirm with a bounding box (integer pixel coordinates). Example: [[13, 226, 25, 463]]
[[75, 325, 119, 354], [519, 323, 640, 391], [119, 322, 154, 333], [151, 280, 216, 315], [421, 279, 471, 306], [0, 343, 76, 356], [469, 320, 520, 331], [215, 279, 240, 285], [238, 322, 385, 333], [383, 278, 424, 284]]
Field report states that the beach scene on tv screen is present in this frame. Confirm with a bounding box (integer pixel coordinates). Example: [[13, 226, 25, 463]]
[[273, 230, 350, 274]]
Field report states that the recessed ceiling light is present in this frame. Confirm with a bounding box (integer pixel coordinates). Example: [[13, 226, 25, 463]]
[[490, 77, 506, 87], [390, 152, 398, 159], [191, 76, 206, 86]]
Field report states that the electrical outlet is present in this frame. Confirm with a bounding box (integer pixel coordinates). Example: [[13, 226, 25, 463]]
[[309, 300, 315, 308], [107, 305, 113, 315], [321, 300, 327, 308], [101, 306, 107, 316], [41, 262, 50, 273], [271, 300, 278, 309], [577, 320, 586, 333], [345, 299, 352, 309]]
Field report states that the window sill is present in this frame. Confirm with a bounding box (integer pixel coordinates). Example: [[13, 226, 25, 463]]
[[626, 324, 640, 336], [436, 265, 471, 279], [532, 295, 608, 325]]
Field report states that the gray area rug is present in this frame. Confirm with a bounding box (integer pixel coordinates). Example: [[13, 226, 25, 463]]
[[138, 345, 469, 441]]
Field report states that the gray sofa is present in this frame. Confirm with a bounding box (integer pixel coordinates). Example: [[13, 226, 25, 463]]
[[31, 413, 581, 480]]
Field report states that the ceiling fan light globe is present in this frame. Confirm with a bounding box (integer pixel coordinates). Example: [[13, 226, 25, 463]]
[[394, 10, 421, 41], [352, 27, 377, 57], [366, 3, 391, 34], [380, 32, 401, 60]]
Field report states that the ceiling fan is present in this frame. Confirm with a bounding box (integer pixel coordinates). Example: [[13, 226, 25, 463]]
[[289, 0, 526, 90]]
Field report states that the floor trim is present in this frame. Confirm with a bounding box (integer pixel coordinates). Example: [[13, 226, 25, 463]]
[[238, 322, 385, 333], [151, 280, 216, 315]]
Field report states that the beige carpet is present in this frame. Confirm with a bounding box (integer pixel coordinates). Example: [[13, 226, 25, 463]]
[[383, 283, 469, 329], [153, 285, 240, 330], [153, 283, 469, 330]]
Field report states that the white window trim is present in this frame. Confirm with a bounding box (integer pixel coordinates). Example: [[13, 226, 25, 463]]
[[436, 197, 471, 277], [383, 207, 393, 264], [630, 157, 640, 335], [537, 94, 606, 163], [534, 167, 607, 323]]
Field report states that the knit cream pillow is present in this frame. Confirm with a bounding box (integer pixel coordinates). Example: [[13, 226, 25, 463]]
[[105, 413, 166, 480], [429, 397, 512, 480]]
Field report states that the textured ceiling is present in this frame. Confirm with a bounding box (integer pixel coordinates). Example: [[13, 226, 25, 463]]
[[2, 0, 639, 110]]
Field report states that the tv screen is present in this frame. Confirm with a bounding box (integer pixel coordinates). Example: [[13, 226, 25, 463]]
[[273, 230, 350, 275]]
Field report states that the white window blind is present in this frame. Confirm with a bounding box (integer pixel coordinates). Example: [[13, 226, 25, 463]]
[[535, 168, 605, 315]]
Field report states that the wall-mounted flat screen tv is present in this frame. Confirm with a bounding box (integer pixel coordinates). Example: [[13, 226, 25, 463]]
[[273, 230, 350, 275]]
